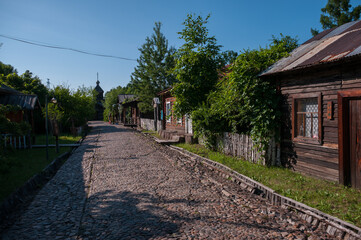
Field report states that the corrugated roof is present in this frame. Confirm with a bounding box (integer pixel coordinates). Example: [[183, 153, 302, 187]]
[[261, 20, 361, 76], [0, 94, 41, 110]]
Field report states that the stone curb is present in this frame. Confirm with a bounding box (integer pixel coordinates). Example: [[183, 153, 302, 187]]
[[0, 139, 83, 222], [168, 145, 361, 240]]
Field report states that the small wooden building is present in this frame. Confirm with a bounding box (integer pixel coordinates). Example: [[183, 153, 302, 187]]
[[118, 94, 140, 127], [0, 84, 41, 133], [158, 88, 186, 133], [157, 88, 194, 143], [260, 20, 361, 188]]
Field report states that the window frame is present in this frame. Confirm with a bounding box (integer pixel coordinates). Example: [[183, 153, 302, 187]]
[[177, 116, 182, 125], [166, 101, 171, 123], [292, 93, 322, 145]]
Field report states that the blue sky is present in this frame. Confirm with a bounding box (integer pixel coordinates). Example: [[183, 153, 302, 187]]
[[0, 0, 359, 93]]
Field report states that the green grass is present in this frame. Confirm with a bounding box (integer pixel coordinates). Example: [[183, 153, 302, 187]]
[[176, 143, 361, 228], [0, 135, 81, 202], [33, 134, 81, 145], [141, 129, 162, 139]]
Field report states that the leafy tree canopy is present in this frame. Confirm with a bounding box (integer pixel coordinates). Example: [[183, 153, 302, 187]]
[[103, 85, 131, 121], [48, 85, 96, 131], [311, 0, 361, 36], [172, 14, 222, 115], [192, 34, 298, 151], [129, 22, 176, 114], [0, 61, 17, 76], [0, 68, 48, 105]]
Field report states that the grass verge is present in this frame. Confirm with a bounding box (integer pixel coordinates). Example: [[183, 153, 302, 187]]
[[141, 129, 162, 139], [175, 143, 361, 228], [0, 135, 81, 202]]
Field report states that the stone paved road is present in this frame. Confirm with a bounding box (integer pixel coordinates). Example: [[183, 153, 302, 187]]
[[2, 121, 336, 239]]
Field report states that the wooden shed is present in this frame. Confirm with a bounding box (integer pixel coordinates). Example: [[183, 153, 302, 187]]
[[260, 20, 361, 189], [0, 84, 41, 133], [117, 94, 140, 127]]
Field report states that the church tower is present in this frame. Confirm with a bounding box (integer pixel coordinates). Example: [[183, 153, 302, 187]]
[[94, 73, 104, 120]]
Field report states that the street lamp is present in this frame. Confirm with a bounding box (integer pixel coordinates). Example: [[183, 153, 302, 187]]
[[50, 98, 59, 153]]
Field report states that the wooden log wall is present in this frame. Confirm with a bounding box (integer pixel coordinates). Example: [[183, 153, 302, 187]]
[[276, 60, 361, 183]]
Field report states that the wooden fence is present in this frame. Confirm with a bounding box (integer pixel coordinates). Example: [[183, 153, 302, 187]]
[[1, 134, 30, 149], [202, 132, 280, 166], [140, 118, 162, 132]]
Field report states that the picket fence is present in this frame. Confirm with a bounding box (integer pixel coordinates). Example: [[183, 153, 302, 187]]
[[1, 134, 29, 149]]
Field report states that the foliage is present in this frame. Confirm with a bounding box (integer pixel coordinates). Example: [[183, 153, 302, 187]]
[[129, 22, 176, 114], [0, 61, 17, 76], [311, 0, 361, 36], [192, 34, 298, 151], [48, 85, 96, 132], [103, 85, 130, 122], [0, 70, 48, 105], [0, 105, 31, 135], [172, 14, 222, 115], [0, 105, 32, 173], [176, 143, 361, 228]]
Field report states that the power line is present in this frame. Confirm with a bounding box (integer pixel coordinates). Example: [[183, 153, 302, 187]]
[[0, 33, 137, 61]]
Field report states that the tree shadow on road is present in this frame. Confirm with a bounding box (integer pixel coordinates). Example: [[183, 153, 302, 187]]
[[78, 190, 185, 239]]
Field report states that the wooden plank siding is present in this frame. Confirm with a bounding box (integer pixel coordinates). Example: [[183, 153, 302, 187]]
[[276, 61, 361, 183], [163, 96, 186, 133]]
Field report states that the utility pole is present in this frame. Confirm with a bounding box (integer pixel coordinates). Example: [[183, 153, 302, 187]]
[[45, 79, 50, 161]]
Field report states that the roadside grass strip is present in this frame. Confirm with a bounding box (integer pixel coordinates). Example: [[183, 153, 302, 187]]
[[0, 135, 81, 202], [175, 143, 361, 228]]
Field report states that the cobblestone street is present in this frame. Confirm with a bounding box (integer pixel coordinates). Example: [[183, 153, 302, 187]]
[[2, 121, 336, 239]]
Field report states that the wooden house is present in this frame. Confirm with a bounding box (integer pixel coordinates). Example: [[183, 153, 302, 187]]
[[117, 94, 140, 127], [0, 84, 41, 133], [260, 20, 361, 189], [158, 88, 185, 133], [158, 88, 193, 143]]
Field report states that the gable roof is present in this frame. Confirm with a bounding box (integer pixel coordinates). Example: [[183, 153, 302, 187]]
[[261, 20, 361, 76], [0, 84, 41, 110], [0, 94, 41, 110], [0, 84, 21, 95]]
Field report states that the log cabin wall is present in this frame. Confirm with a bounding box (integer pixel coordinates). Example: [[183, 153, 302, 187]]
[[276, 59, 361, 183]]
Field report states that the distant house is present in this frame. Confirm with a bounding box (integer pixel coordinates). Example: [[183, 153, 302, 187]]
[[117, 94, 140, 126], [158, 88, 193, 142], [260, 20, 361, 189], [0, 84, 41, 133]]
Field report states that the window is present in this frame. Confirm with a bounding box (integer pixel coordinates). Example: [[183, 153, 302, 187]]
[[166, 102, 171, 123], [292, 93, 322, 144], [177, 116, 182, 125]]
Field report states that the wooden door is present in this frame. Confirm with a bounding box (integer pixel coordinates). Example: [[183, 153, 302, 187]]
[[349, 99, 361, 189]]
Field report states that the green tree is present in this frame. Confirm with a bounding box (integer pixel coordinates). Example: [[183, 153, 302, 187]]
[[48, 85, 96, 133], [103, 85, 130, 122], [130, 22, 176, 114], [0, 69, 48, 105], [193, 35, 298, 152], [311, 0, 361, 36], [0, 61, 17, 75], [172, 14, 221, 115]]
